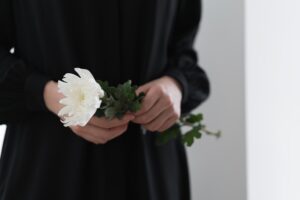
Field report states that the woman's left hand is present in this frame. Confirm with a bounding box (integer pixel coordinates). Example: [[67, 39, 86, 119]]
[[132, 76, 182, 132]]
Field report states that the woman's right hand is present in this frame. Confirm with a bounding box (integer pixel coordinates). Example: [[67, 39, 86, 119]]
[[43, 80, 134, 144], [70, 115, 134, 144]]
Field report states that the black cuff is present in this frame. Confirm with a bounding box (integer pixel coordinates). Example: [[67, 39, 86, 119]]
[[24, 72, 51, 112]]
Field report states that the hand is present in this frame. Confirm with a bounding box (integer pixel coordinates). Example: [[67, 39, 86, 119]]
[[43, 80, 134, 144], [69, 114, 134, 144], [132, 76, 182, 132]]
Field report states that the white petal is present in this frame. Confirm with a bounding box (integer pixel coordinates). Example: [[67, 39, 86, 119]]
[[59, 98, 75, 106], [94, 99, 101, 109], [63, 120, 76, 127], [75, 68, 95, 80], [61, 115, 77, 125], [57, 81, 72, 95], [62, 73, 80, 84], [98, 89, 105, 98], [57, 68, 104, 127], [78, 120, 89, 127], [58, 106, 72, 116]]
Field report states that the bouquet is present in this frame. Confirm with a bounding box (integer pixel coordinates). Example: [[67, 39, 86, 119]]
[[57, 68, 220, 146]]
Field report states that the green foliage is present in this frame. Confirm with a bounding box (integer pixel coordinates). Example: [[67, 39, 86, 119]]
[[95, 80, 145, 119], [181, 126, 201, 147], [156, 113, 221, 147], [155, 124, 181, 145], [185, 113, 203, 123]]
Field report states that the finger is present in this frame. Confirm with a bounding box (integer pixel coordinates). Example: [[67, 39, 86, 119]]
[[134, 87, 160, 116], [142, 107, 174, 132], [80, 123, 128, 142], [132, 98, 170, 124], [70, 125, 105, 144], [89, 114, 134, 128], [157, 116, 178, 132], [105, 124, 129, 140], [75, 124, 109, 142], [80, 132, 104, 144]]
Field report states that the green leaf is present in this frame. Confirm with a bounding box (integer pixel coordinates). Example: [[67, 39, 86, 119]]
[[182, 127, 202, 147], [96, 80, 145, 120], [129, 101, 142, 112], [185, 113, 203, 123], [156, 124, 181, 145]]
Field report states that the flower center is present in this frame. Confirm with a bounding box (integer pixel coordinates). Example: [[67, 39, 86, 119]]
[[79, 92, 85, 102]]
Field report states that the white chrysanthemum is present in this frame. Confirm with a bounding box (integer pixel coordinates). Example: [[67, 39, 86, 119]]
[[57, 68, 104, 127]]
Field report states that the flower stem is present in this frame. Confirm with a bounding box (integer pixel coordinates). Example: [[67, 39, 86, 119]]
[[201, 126, 221, 138]]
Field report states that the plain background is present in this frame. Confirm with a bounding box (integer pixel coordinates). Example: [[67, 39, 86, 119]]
[[245, 0, 300, 200], [187, 0, 246, 199], [187, 0, 300, 199]]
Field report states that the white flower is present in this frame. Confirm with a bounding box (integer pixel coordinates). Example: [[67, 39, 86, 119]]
[[57, 68, 104, 127]]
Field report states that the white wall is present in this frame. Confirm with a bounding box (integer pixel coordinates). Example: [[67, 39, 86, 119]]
[[187, 0, 247, 200], [246, 0, 300, 200]]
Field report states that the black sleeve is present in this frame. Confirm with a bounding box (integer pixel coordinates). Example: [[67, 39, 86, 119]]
[[163, 0, 210, 115], [0, 0, 51, 124]]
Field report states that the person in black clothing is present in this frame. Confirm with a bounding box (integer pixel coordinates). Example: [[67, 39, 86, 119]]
[[0, 0, 209, 199]]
